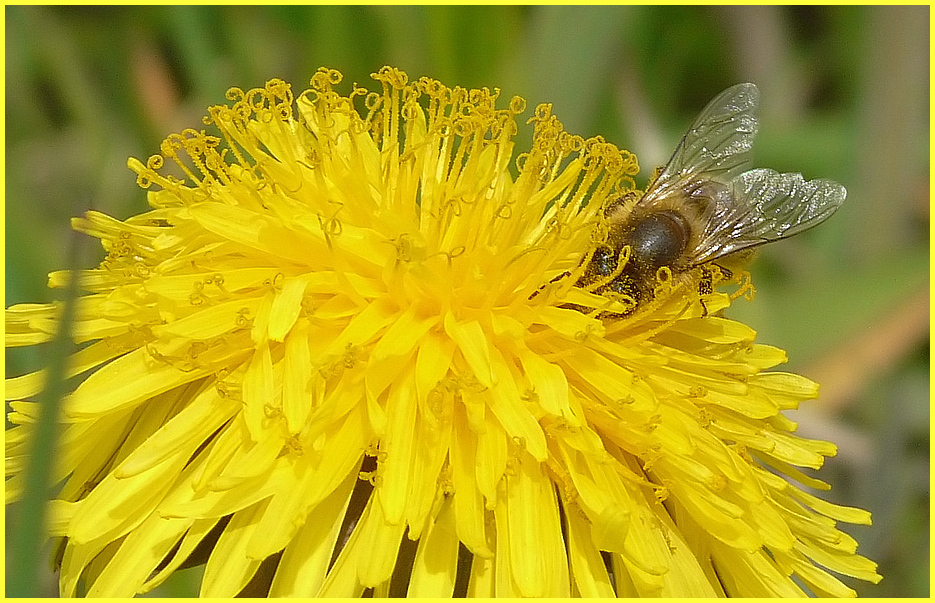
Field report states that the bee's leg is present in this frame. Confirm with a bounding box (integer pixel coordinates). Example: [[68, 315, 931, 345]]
[[550, 270, 571, 283], [711, 262, 733, 283], [698, 270, 714, 296], [530, 270, 571, 300], [697, 266, 714, 316]]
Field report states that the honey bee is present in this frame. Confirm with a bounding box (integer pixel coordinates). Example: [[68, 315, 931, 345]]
[[576, 83, 846, 315]]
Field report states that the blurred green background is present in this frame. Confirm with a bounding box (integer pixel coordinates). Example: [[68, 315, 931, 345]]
[[5, 5, 928, 598]]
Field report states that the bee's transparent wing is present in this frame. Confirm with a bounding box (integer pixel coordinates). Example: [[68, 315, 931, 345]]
[[632, 83, 846, 266], [690, 168, 847, 265], [643, 83, 760, 203]]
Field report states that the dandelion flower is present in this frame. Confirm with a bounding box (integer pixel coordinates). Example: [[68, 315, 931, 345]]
[[6, 67, 881, 597]]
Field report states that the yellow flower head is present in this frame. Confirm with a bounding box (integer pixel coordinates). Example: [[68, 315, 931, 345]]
[[6, 67, 880, 597]]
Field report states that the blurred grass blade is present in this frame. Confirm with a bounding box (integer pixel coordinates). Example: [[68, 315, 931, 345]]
[[7, 228, 86, 597]]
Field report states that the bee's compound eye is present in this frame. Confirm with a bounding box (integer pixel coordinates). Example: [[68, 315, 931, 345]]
[[624, 210, 691, 270]]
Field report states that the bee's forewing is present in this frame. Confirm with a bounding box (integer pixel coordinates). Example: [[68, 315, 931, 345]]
[[643, 83, 760, 203]]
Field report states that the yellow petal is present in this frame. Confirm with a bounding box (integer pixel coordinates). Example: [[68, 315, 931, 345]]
[[675, 316, 758, 344], [5, 335, 133, 400], [788, 486, 874, 525], [267, 275, 310, 341], [242, 339, 275, 442], [370, 304, 437, 361], [535, 305, 605, 340], [378, 371, 417, 525], [115, 387, 238, 478], [246, 405, 370, 559], [450, 407, 491, 556], [144, 266, 282, 304], [466, 549, 495, 597], [200, 500, 268, 597], [154, 297, 263, 340], [486, 346, 547, 461], [474, 412, 507, 506], [268, 472, 357, 596], [282, 317, 313, 433], [793, 538, 881, 583], [517, 346, 570, 418], [333, 491, 405, 590], [413, 330, 455, 403], [565, 501, 615, 597], [63, 345, 212, 419], [501, 453, 569, 597], [140, 518, 219, 593], [407, 498, 459, 597], [711, 541, 806, 596], [87, 514, 192, 597], [69, 454, 185, 545], [187, 202, 326, 265], [324, 299, 397, 358], [443, 313, 493, 388]]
